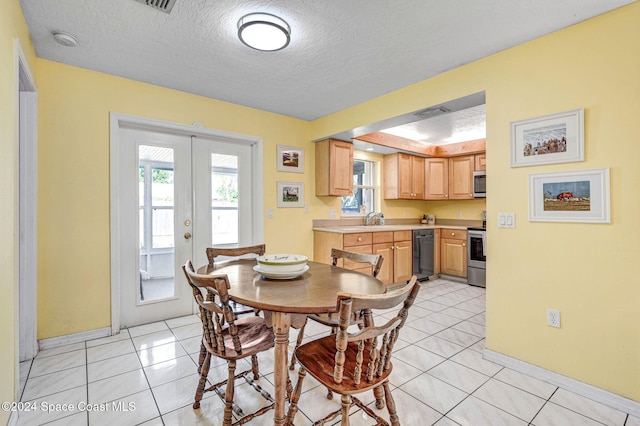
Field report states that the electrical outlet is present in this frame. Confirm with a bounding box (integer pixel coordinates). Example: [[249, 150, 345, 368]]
[[267, 208, 273, 218], [547, 309, 561, 328]]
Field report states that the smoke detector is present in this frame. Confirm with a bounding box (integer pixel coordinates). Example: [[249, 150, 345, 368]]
[[52, 31, 78, 47]]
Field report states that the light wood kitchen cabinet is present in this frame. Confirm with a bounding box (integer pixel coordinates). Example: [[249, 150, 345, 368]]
[[448, 155, 475, 200], [475, 153, 486, 171], [315, 138, 353, 196], [384, 153, 425, 200], [440, 228, 467, 278], [314, 229, 412, 285], [424, 158, 449, 200], [372, 230, 412, 285]]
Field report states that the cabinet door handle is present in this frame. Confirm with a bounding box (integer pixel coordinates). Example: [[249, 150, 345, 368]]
[[357, 237, 362, 242]]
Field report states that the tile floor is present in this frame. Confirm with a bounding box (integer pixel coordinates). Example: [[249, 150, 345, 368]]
[[16, 278, 639, 425]]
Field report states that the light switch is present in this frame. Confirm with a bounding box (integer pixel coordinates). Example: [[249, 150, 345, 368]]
[[498, 212, 516, 228]]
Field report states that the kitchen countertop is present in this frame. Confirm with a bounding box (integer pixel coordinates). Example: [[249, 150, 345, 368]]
[[312, 224, 469, 234]]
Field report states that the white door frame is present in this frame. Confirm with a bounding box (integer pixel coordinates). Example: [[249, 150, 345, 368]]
[[109, 113, 264, 334], [16, 38, 38, 365]]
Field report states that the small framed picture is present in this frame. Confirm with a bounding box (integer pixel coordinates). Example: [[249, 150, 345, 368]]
[[277, 145, 304, 173], [277, 181, 304, 208], [529, 168, 610, 223], [511, 108, 584, 167]]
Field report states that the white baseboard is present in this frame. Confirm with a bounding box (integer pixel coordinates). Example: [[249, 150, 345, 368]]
[[38, 326, 112, 350], [484, 349, 640, 418]]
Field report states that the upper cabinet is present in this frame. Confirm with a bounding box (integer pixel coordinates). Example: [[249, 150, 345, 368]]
[[475, 153, 486, 171], [424, 158, 449, 200], [315, 139, 353, 197], [383, 153, 425, 200], [448, 155, 475, 200]]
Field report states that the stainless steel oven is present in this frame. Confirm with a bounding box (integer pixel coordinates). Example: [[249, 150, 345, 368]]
[[467, 228, 486, 287]]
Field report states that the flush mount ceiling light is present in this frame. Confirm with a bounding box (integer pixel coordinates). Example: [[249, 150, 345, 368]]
[[52, 31, 78, 47], [237, 13, 290, 51]]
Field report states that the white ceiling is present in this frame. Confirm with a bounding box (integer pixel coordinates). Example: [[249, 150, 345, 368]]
[[20, 0, 633, 122]]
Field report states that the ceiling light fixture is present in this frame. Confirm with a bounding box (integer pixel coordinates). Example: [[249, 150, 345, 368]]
[[52, 31, 78, 47], [237, 13, 290, 51]]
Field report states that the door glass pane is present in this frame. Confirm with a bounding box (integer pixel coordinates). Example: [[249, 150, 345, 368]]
[[211, 153, 239, 245], [138, 145, 175, 302]]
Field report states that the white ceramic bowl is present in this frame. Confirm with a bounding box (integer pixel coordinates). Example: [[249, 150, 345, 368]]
[[256, 254, 308, 273]]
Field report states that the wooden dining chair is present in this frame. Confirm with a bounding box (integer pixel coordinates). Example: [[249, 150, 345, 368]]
[[206, 244, 266, 317], [288, 248, 383, 399], [182, 260, 275, 425], [285, 276, 420, 426]]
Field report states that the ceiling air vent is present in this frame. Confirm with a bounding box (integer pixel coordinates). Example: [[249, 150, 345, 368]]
[[415, 106, 451, 117], [134, 0, 177, 14]]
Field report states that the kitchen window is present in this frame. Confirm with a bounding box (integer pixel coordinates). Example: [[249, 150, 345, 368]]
[[342, 159, 376, 215]]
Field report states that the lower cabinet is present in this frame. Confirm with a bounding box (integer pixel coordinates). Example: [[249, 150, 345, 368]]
[[372, 231, 412, 285], [440, 229, 467, 278], [313, 230, 412, 285]]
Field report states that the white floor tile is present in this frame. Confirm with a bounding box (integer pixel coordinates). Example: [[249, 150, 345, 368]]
[[531, 401, 604, 426], [45, 411, 88, 425], [472, 378, 546, 422], [151, 373, 212, 415], [88, 369, 149, 404], [549, 388, 627, 425], [159, 396, 228, 425], [15, 386, 87, 425], [87, 352, 142, 383], [406, 316, 450, 335], [132, 329, 177, 351], [22, 365, 86, 401], [171, 323, 203, 341], [415, 335, 466, 358], [626, 414, 640, 426], [447, 395, 528, 426], [434, 327, 482, 348], [399, 373, 467, 414], [144, 354, 198, 388], [29, 349, 86, 378], [393, 345, 446, 372], [137, 341, 188, 367], [427, 360, 490, 394], [165, 314, 200, 329], [88, 389, 160, 426], [86, 339, 136, 364], [450, 348, 502, 377], [493, 368, 557, 400], [127, 321, 169, 338], [36, 342, 85, 359]]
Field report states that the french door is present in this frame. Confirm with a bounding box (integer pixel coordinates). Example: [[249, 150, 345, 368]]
[[113, 123, 257, 328]]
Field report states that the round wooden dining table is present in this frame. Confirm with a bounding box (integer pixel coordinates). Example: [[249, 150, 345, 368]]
[[198, 259, 386, 426]]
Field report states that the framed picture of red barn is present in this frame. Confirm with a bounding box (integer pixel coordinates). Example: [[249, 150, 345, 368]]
[[529, 168, 610, 223]]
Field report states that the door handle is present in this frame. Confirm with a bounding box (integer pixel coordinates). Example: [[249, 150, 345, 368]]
[[184, 232, 192, 240]]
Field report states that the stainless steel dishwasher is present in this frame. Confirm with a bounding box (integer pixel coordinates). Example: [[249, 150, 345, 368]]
[[412, 229, 435, 281]]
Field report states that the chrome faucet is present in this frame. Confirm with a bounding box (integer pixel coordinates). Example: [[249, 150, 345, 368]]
[[364, 212, 383, 226]]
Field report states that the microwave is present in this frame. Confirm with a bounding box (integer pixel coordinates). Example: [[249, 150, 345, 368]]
[[473, 171, 486, 198]]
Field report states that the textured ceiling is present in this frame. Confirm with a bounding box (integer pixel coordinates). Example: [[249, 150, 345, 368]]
[[20, 0, 634, 122]]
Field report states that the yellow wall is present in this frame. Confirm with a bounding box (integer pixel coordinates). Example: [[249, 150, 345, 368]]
[[36, 60, 312, 338], [0, 0, 37, 419], [311, 4, 640, 402]]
